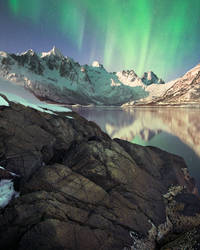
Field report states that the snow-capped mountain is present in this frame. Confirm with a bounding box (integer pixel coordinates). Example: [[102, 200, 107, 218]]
[[151, 63, 200, 105], [0, 47, 165, 105], [123, 63, 200, 106]]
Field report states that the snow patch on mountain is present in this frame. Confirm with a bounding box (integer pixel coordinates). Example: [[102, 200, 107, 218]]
[[0, 47, 167, 105], [116, 70, 144, 88], [41, 46, 64, 59], [146, 79, 177, 98], [0, 77, 71, 114], [20, 49, 35, 57], [92, 61, 103, 68]]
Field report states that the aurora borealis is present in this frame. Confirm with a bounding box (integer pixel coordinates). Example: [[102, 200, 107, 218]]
[[0, 0, 200, 81]]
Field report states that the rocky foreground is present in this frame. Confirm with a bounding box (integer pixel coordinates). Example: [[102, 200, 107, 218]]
[[0, 97, 200, 249]]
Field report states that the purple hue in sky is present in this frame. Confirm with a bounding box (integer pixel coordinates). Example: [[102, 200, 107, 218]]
[[0, 0, 200, 81]]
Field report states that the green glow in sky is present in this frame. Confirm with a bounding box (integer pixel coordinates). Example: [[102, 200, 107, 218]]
[[9, 0, 18, 15], [7, 0, 200, 80]]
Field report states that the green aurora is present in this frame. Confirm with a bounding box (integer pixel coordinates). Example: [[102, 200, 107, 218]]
[[7, 0, 200, 80]]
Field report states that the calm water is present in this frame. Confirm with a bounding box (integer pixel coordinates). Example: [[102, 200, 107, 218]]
[[73, 106, 200, 189]]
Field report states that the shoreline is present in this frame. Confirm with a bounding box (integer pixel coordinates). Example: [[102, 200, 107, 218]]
[[34, 95, 200, 109], [68, 103, 200, 109]]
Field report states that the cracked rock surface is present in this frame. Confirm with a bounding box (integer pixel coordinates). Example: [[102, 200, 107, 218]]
[[0, 101, 199, 250]]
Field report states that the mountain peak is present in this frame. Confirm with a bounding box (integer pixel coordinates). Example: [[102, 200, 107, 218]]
[[142, 71, 164, 85], [144, 71, 157, 79], [41, 46, 64, 58], [92, 61, 103, 68], [21, 49, 35, 56], [51, 46, 64, 57]]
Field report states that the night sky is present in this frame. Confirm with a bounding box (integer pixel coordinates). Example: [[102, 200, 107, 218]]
[[0, 0, 200, 81]]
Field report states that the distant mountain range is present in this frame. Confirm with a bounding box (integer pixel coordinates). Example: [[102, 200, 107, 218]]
[[0, 47, 166, 105], [149, 64, 200, 105], [124, 63, 200, 106], [0, 46, 199, 106]]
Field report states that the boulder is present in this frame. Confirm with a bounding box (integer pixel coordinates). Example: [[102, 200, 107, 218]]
[[0, 101, 199, 249]]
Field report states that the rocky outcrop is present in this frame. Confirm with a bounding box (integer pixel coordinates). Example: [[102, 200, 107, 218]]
[[10, 50, 44, 75], [0, 98, 199, 249], [141, 71, 164, 86]]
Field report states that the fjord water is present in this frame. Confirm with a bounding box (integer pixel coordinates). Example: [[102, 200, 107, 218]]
[[74, 106, 200, 189]]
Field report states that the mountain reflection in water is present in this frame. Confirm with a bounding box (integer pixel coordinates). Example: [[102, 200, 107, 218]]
[[74, 106, 200, 189]]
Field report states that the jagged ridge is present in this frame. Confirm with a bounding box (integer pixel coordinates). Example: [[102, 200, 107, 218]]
[[0, 47, 165, 105]]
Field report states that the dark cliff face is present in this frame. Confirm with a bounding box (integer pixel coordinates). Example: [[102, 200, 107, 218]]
[[0, 98, 199, 250], [141, 71, 165, 86], [10, 51, 44, 75]]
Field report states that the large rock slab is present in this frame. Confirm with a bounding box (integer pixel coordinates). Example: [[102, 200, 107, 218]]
[[0, 100, 199, 250]]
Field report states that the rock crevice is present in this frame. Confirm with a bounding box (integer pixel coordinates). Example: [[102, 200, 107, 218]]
[[0, 101, 199, 250]]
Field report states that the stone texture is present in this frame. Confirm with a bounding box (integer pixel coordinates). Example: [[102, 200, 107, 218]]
[[0, 100, 199, 249]]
